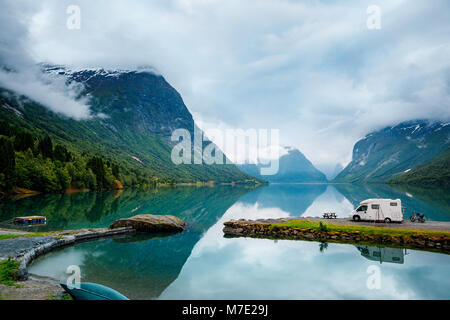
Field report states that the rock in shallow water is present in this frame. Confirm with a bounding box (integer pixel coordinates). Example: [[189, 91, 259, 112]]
[[110, 215, 186, 233]]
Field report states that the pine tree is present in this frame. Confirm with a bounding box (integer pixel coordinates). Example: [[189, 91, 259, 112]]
[[14, 130, 34, 152], [0, 120, 13, 137], [112, 163, 120, 178], [88, 156, 107, 189], [0, 137, 16, 190], [54, 145, 69, 162], [38, 135, 53, 159]]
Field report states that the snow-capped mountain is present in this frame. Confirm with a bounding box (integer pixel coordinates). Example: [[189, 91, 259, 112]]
[[238, 146, 327, 183], [334, 120, 450, 183], [0, 65, 255, 183]]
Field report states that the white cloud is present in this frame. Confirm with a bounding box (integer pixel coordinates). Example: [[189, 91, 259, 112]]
[[0, 0, 91, 119], [1, 0, 450, 167], [160, 194, 447, 300], [0, 69, 91, 120]]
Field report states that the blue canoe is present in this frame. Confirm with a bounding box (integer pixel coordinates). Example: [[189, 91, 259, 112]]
[[60, 282, 129, 300]]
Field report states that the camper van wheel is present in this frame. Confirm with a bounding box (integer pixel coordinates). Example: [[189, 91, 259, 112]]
[[353, 215, 361, 222], [384, 218, 392, 224]]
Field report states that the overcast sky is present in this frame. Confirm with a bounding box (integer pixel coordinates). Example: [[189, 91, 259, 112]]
[[1, 0, 449, 175]]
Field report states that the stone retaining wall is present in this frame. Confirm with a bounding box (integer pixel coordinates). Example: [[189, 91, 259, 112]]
[[223, 220, 450, 253], [16, 227, 135, 280]]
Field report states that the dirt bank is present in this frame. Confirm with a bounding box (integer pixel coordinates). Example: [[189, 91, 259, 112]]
[[0, 276, 64, 300]]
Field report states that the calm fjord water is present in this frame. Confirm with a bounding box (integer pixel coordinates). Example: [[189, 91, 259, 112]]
[[1, 184, 449, 299]]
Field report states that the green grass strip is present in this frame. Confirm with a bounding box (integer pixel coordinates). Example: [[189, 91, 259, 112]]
[[0, 259, 20, 287], [0, 233, 50, 241], [269, 219, 450, 238]]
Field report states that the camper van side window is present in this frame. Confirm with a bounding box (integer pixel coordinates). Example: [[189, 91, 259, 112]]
[[357, 205, 368, 212], [371, 204, 380, 210], [390, 202, 398, 206]]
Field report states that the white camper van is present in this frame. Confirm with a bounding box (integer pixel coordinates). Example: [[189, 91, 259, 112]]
[[350, 199, 404, 223]]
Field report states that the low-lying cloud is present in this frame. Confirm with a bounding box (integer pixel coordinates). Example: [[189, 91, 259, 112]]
[[0, 69, 91, 120], [0, 0, 91, 120], [1, 0, 450, 172]]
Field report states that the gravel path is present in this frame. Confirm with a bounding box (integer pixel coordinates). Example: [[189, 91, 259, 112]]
[[303, 218, 450, 232], [0, 227, 135, 300], [0, 278, 63, 300], [0, 228, 30, 235], [0, 234, 65, 300], [0, 236, 56, 260]]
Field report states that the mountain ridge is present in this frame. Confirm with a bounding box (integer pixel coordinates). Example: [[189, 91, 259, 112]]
[[238, 146, 327, 183], [334, 120, 450, 183], [388, 147, 450, 186], [0, 66, 258, 190]]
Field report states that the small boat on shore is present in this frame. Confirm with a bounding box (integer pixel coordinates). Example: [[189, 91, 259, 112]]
[[60, 282, 129, 300], [13, 216, 46, 226]]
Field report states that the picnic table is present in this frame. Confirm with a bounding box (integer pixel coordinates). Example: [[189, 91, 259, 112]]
[[322, 212, 337, 219]]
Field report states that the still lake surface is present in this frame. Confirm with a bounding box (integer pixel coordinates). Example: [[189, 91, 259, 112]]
[[1, 183, 449, 299]]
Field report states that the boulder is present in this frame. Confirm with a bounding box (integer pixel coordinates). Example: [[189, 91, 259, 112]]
[[110, 215, 186, 233]]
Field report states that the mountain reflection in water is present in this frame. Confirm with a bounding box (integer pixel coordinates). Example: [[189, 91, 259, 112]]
[[9, 184, 449, 299]]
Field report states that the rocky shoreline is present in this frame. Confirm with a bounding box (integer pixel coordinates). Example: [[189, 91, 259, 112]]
[[0, 227, 136, 300], [6, 227, 136, 280], [223, 218, 450, 253], [0, 214, 186, 300], [1, 215, 186, 279]]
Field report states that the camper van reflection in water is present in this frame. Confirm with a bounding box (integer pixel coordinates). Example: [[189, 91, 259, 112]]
[[356, 245, 406, 264]]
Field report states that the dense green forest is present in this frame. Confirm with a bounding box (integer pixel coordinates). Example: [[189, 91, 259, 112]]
[[387, 148, 450, 186], [0, 120, 163, 193], [334, 120, 450, 184], [0, 80, 256, 187]]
